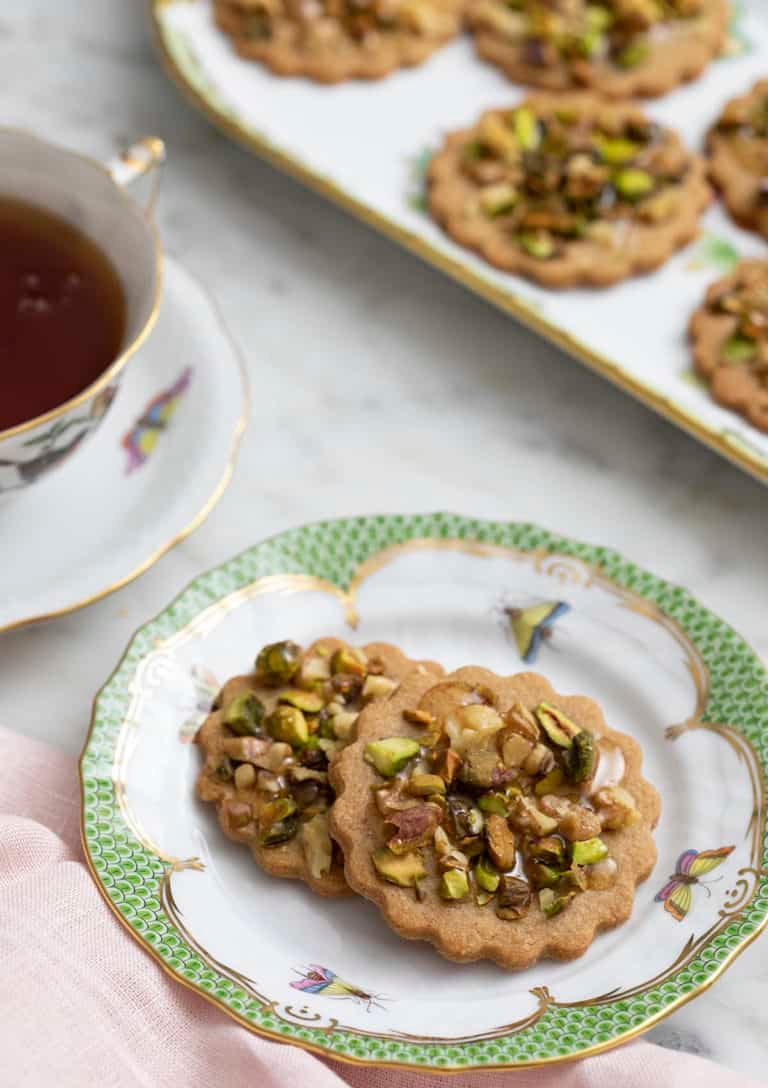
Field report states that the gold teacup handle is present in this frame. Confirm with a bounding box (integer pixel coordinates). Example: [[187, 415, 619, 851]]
[[107, 137, 166, 219]]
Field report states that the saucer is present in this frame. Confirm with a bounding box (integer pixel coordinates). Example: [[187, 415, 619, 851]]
[[0, 257, 247, 634]]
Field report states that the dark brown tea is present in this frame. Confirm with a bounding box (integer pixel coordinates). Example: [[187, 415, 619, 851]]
[[0, 198, 126, 431]]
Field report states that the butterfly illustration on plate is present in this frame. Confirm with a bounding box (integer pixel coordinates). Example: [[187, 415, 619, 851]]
[[122, 366, 193, 473], [655, 845, 735, 922], [504, 600, 570, 664], [290, 965, 387, 1012]]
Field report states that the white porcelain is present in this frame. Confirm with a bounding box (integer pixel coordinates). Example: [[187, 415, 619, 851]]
[[0, 133, 164, 495], [152, 0, 768, 484], [0, 256, 246, 633], [81, 517, 768, 1071]]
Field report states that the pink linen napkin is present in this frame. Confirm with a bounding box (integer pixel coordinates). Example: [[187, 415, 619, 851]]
[[0, 725, 761, 1088]]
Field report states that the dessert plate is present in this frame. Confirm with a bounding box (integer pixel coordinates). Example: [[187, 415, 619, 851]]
[[0, 257, 247, 634], [149, 0, 768, 485], [80, 513, 768, 1072]]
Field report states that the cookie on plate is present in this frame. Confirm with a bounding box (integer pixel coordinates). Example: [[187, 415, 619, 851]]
[[466, 0, 728, 98], [330, 667, 660, 969], [213, 0, 463, 83], [689, 259, 768, 433], [195, 638, 442, 896], [707, 80, 768, 240], [427, 95, 711, 287]]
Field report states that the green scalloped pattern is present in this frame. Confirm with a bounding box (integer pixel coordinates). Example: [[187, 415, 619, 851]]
[[81, 513, 768, 1069]]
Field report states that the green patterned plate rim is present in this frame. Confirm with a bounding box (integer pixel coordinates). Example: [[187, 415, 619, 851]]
[[79, 513, 768, 1071]]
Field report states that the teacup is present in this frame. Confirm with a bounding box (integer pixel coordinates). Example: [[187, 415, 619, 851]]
[[0, 131, 164, 497]]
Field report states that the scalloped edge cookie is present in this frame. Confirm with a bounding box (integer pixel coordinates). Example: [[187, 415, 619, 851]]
[[707, 79, 768, 240], [213, 0, 463, 83], [466, 0, 729, 99], [689, 259, 768, 433], [196, 640, 443, 897], [330, 666, 660, 968], [427, 95, 711, 288]]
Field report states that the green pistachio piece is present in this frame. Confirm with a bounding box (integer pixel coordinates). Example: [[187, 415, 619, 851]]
[[528, 861, 561, 888], [447, 795, 485, 839], [408, 773, 446, 796], [614, 168, 656, 201], [478, 792, 509, 816], [535, 703, 582, 748], [722, 334, 758, 364], [330, 646, 367, 678], [596, 137, 640, 165], [475, 890, 495, 906], [463, 140, 485, 162], [364, 737, 420, 777], [534, 767, 564, 796], [440, 869, 470, 900], [571, 837, 609, 866], [372, 847, 426, 887], [511, 106, 541, 151], [532, 835, 566, 865], [585, 4, 613, 30], [224, 692, 265, 737], [579, 28, 606, 58], [496, 875, 531, 920], [255, 640, 302, 685], [567, 729, 597, 784], [518, 231, 555, 260], [538, 887, 574, 917], [475, 855, 501, 893], [278, 689, 324, 714], [479, 183, 519, 217], [559, 863, 588, 893], [616, 41, 650, 69], [258, 798, 299, 846], [266, 705, 309, 747]]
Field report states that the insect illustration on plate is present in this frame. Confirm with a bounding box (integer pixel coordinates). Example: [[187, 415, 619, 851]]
[[290, 965, 387, 1012], [655, 846, 735, 921], [502, 600, 570, 664]]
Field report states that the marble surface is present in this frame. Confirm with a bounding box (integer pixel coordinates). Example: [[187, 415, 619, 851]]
[[1, 1, 766, 1079]]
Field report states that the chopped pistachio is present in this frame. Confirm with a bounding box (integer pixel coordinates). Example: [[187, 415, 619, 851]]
[[496, 875, 531, 920], [527, 861, 561, 888], [255, 640, 301, 686], [214, 756, 234, 782], [579, 27, 606, 58], [532, 835, 566, 865], [364, 737, 420, 777], [567, 729, 597, 784], [372, 847, 426, 887], [278, 689, 324, 714], [586, 4, 613, 30], [511, 106, 540, 151], [297, 653, 331, 689], [594, 785, 640, 829], [614, 168, 656, 202], [266, 705, 309, 748], [596, 137, 640, 165], [518, 230, 555, 260], [535, 703, 581, 748], [475, 890, 495, 907], [330, 646, 367, 678], [440, 869, 470, 900], [723, 335, 758, 364], [570, 835, 609, 861], [435, 747, 462, 784], [509, 795, 558, 837], [478, 791, 508, 816], [616, 41, 650, 68], [225, 800, 253, 830], [523, 743, 556, 776], [258, 798, 298, 845], [408, 773, 447, 796], [459, 745, 501, 788], [224, 692, 265, 737], [560, 863, 589, 893], [534, 767, 564, 795], [475, 854, 501, 893], [538, 887, 574, 918], [362, 674, 399, 700], [504, 702, 540, 743], [329, 710, 358, 741], [499, 728, 535, 768], [446, 795, 485, 840], [387, 803, 442, 854], [479, 183, 519, 217]]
